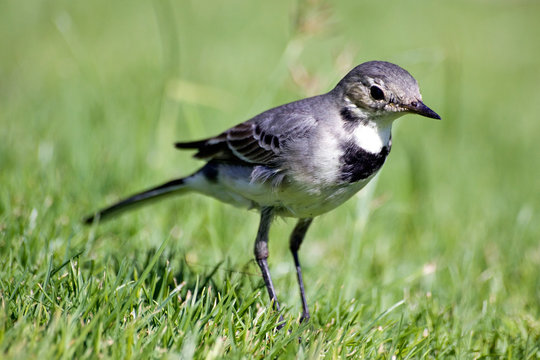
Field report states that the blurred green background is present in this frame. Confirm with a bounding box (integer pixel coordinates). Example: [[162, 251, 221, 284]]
[[1, 0, 539, 358]]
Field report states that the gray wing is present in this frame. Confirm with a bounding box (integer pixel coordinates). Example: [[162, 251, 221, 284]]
[[175, 98, 320, 167]]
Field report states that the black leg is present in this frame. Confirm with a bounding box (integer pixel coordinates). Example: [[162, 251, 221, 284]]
[[289, 218, 313, 322], [254, 208, 284, 324]]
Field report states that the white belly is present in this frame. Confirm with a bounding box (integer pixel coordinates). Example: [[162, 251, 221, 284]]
[[274, 178, 372, 217], [185, 164, 375, 218]]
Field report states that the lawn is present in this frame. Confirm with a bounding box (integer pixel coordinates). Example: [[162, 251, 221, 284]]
[[1, 0, 539, 358]]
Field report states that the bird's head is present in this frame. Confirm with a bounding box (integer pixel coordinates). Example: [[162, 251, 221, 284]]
[[336, 61, 440, 121]]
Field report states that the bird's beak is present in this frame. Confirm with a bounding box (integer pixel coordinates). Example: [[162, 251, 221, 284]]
[[404, 101, 441, 120]]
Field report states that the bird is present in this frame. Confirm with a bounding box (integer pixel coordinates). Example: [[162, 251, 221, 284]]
[[85, 61, 440, 323]]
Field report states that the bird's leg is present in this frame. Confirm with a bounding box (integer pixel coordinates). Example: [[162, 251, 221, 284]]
[[289, 218, 313, 322], [254, 207, 283, 318]]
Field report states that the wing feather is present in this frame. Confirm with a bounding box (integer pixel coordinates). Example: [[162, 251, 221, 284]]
[[175, 121, 284, 166], [174, 96, 322, 167]]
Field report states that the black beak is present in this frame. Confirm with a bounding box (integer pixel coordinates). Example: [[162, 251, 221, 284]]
[[405, 101, 441, 120]]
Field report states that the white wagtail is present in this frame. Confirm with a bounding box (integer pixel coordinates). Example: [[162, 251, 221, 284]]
[[85, 61, 440, 322]]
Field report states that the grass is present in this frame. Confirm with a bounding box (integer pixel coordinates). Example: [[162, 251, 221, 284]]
[[1, 0, 540, 358]]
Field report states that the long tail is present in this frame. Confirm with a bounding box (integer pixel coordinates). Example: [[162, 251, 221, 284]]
[[84, 177, 188, 224]]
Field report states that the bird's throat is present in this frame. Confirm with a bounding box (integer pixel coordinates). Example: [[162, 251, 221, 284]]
[[351, 118, 393, 154]]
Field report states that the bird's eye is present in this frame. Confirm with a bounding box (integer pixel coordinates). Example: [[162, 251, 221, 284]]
[[370, 86, 385, 101]]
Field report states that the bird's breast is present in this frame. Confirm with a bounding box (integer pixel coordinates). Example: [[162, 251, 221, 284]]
[[339, 142, 391, 183]]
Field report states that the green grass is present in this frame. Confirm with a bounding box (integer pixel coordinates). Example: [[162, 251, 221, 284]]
[[1, 0, 540, 358]]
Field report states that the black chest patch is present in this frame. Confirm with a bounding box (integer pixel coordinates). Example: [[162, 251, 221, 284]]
[[339, 142, 391, 183]]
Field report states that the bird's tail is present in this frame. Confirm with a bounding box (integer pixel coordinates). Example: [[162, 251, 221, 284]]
[[84, 177, 188, 224]]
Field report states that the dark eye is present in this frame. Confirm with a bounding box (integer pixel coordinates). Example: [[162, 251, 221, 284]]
[[370, 86, 385, 101]]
